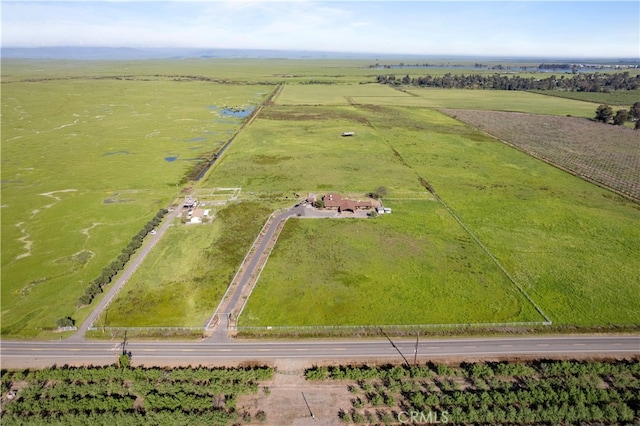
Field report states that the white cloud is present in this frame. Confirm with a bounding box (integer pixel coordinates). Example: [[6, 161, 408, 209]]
[[1, 1, 638, 57]]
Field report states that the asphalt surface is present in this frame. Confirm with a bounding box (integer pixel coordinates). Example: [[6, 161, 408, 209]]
[[208, 203, 341, 332], [1, 335, 637, 369]]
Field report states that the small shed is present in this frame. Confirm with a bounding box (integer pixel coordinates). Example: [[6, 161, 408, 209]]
[[183, 197, 198, 208], [341, 132, 355, 137]]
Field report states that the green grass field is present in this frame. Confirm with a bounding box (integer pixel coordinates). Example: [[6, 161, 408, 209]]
[[3, 60, 638, 337], [238, 103, 639, 327], [1, 72, 271, 337], [204, 105, 421, 194], [240, 200, 545, 327], [97, 202, 271, 327], [529, 89, 640, 107], [275, 84, 602, 117], [359, 106, 640, 325]]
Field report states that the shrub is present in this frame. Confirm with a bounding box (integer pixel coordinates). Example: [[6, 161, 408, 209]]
[[255, 410, 267, 423], [56, 317, 75, 328], [305, 367, 328, 381]]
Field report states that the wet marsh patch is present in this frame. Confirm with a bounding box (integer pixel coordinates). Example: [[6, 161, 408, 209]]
[[1, 72, 273, 337], [52, 250, 94, 267], [102, 150, 130, 156]]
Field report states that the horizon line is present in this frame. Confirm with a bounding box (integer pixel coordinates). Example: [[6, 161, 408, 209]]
[[3, 46, 639, 62]]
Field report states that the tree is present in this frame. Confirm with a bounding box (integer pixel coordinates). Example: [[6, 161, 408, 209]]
[[117, 353, 131, 369], [630, 102, 640, 121], [368, 186, 388, 199], [78, 294, 93, 306], [613, 109, 629, 126], [56, 317, 75, 328], [595, 104, 614, 123], [635, 119, 640, 130]]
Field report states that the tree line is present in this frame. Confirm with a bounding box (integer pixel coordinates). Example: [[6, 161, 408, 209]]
[[376, 72, 639, 92], [56, 208, 169, 329], [595, 102, 640, 129]]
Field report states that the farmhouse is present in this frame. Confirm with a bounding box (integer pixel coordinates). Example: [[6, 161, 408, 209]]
[[323, 193, 374, 213]]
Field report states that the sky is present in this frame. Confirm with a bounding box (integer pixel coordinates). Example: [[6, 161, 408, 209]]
[[2, 1, 639, 58]]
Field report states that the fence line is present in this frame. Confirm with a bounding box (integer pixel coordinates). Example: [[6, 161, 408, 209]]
[[204, 210, 281, 330], [432, 191, 552, 326], [234, 321, 551, 332], [234, 212, 290, 324], [90, 321, 550, 334], [89, 326, 205, 332]]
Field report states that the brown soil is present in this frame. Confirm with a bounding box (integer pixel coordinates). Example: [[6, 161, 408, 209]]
[[237, 359, 352, 426]]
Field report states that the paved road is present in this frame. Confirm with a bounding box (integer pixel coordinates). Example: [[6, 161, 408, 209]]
[[224, 205, 305, 317], [2, 335, 637, 369], [208, 203, 336, 334]]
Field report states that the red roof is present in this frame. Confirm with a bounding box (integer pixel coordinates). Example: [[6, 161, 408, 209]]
[[323, 193, 373, 212]]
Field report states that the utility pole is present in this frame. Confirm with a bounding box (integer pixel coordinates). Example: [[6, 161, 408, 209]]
[[122, 330, 128, 356]]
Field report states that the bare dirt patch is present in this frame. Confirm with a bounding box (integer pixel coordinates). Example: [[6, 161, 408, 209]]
[[238, 360, 352, 426], [441, 109, 640, 201]]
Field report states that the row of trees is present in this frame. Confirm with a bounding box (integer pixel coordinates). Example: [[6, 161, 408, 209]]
[[376, 72, 639, 92], [306, 359, 640, 381], [1, 364, 273, 424], [595, 102, 640, 128], [3, 364, 273, 384], [307, 359, 640, 425], [71, 208, 169, 311]]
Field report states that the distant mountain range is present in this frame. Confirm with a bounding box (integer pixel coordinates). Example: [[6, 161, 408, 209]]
[[1, 46, 385, 60], [2, 47, 637, 64]]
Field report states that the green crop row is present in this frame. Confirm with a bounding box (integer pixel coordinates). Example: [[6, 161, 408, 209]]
[[1, 364, 273, 425], [306, 359, 640, 425]]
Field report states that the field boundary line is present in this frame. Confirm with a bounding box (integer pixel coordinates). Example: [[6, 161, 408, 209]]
[[443, 111, 639, 204], [197, 84, 281, 183], [432, 191, 552, 325], [91, 326, 205, 332]]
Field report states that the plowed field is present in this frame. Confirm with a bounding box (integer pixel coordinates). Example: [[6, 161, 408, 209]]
[[441, 110, 640, 201]]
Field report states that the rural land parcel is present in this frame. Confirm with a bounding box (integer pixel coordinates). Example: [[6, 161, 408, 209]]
[[2, 61, 638, 338]]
